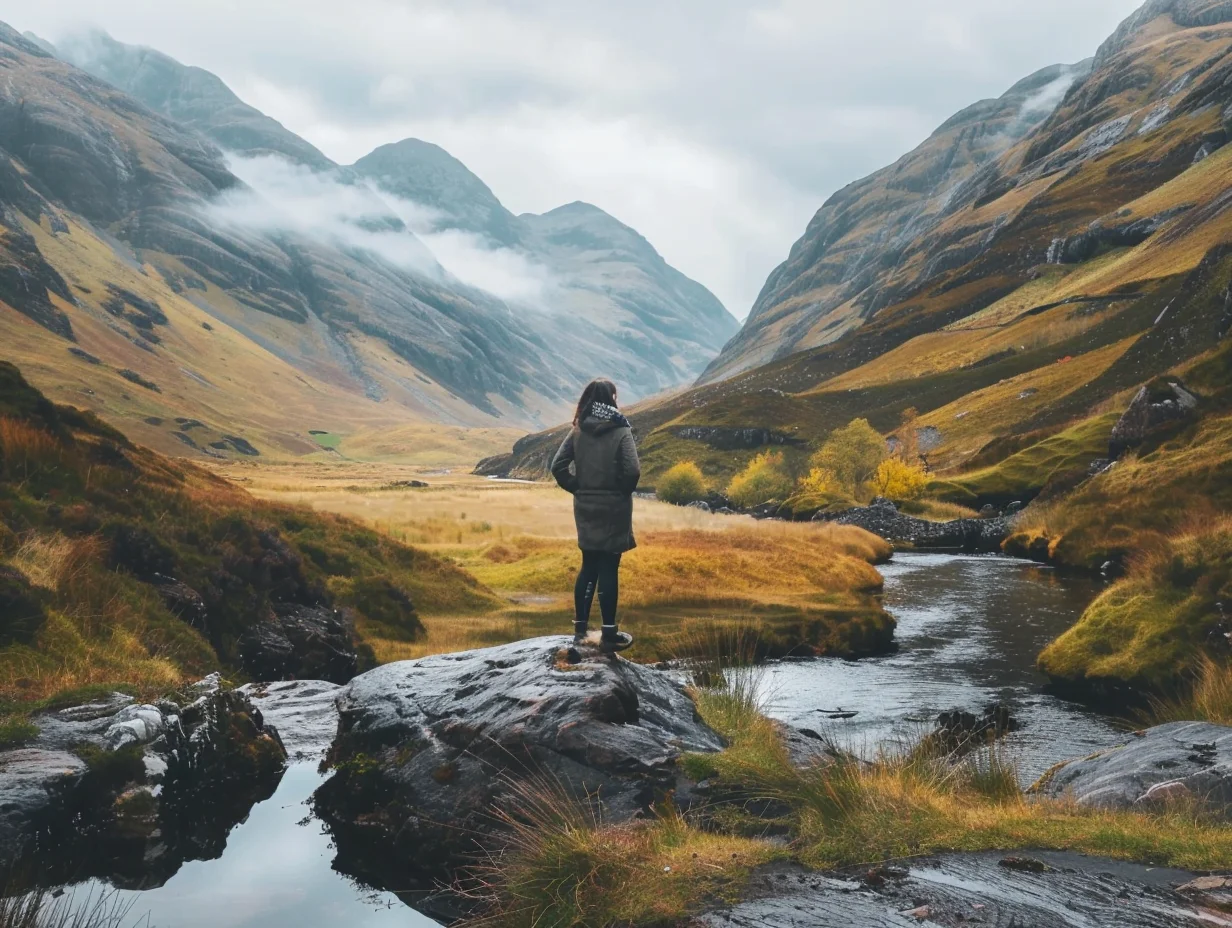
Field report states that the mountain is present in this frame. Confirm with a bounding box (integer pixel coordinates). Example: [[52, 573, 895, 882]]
[[352, 139, 523, 246], [487, 0, 1232, 490], [700, 61, 1092, 383], [51, 31, 736, 400], [0, 26, 734, 459], [47, 29, 334, 169], [348, 140, 738, 391]]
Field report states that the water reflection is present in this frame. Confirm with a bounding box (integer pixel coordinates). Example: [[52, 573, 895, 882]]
[[761, 552, 1123, 781], [57, 765, 438, 928]]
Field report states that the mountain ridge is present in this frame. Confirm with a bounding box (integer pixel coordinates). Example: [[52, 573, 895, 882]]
[[0, 23, 736, 458]]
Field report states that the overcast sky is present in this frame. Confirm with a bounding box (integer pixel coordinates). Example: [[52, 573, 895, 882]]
[[6, 0, 1145, 318]]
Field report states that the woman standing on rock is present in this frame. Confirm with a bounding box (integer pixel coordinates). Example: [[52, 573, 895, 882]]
[[551, 378, 640, 650]]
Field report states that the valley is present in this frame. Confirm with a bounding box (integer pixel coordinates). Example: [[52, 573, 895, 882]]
[[2, 1, 1232, 926]]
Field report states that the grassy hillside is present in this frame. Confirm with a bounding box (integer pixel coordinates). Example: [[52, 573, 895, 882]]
[[482, 4, 1232, 707], [0, 362, 498, 707]]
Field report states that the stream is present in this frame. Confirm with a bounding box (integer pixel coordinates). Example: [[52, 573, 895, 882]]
[[44, 552, 1122, 927], [760, 551, 1123, 782]]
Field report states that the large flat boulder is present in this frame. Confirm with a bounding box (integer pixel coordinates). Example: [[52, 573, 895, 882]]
[[315, 636, 722, 893], [1036, 721, 1232, 810]]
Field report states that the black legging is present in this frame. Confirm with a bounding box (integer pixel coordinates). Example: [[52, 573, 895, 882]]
[[574, 550, 622, 629]]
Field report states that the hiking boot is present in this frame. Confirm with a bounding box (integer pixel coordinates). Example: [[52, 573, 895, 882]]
[[573, 620, 589, 645], [600, 626, 633, 652]]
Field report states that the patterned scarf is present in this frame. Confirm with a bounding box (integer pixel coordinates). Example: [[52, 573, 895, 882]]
[[587, 401, 631, 428]]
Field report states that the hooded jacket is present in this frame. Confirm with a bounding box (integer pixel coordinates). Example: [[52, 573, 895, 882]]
[[551, 402, 641, 553]]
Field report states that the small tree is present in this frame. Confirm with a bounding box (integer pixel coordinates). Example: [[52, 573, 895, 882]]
[[725, 451, 793, 509], [809, 418, 887, 498], [796, 467, 837, 497], [871, 457, 929, 501], [657, 461, 707, 505]]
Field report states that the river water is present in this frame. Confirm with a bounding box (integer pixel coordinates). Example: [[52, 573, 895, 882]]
[[46, 552, 1120, 927], [760, 552, 1123, 782]]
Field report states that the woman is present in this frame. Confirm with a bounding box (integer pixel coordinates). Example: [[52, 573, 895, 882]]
[[551, 378, 640, 649]]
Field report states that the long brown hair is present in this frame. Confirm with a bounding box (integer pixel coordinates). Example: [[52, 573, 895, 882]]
[[573, 378, 618, 426]]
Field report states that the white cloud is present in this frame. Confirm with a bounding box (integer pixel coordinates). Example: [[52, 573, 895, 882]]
[[7, 0, 1147, 317], [210, 154, 557, 304]]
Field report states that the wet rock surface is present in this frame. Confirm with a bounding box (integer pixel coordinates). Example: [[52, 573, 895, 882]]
[[0, 676, 286, 886], [1037, 721, 1232, 811], [701, 852, 1219, 927], [237, 679, 341, 759], [239, 603, 360, 685], [819, 498, 1012, 551], [314, 636, 722, 894]]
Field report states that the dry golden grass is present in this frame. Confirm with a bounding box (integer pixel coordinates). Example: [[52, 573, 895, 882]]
[[915, 338, 1136, 470], [236, 465, 893, 660], [0, 611, 187, 704]]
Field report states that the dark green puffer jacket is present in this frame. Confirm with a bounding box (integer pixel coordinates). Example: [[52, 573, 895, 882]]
[[551, 404, 641, 553]]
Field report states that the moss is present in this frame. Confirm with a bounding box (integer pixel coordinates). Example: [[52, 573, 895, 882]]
[[0, 715, 37, 747], [929, 412, 1119, 508], [1038, 521, 1232, 695], [74, 742, 147, 792]]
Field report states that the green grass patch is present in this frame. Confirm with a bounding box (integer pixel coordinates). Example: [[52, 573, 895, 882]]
[[929, 412, 1119, 508], [1037, 519, 1232, 695]]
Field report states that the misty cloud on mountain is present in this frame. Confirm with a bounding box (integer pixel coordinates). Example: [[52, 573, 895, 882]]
[[209, 154, 559, 305]]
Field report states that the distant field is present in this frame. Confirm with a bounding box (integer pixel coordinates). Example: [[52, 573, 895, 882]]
[[236, 464, 892, 661]]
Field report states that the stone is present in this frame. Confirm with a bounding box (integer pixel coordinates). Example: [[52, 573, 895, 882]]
[[820, 497, 1013, 552], [699, 853, 1213, 927], [0, 680, 286, 882], [237, 679, 342, 760], [1109, 380, 1199, 457], [315, 637, 722, 891], [1036, 722, 1232, 813], [239, 603, 359, 684], [686, 500, 712, 512]]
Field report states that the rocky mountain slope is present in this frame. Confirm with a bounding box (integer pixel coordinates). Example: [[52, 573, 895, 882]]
[[490, 0, 1232, 494], [0, 26, 734, 459], [350, 140, 737, 394]]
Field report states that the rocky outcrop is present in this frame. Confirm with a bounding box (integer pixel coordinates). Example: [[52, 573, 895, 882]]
[[1036, 721, 1232, 811], [0, 676, 286, 884], [239, 604, 360, 685], [819, 498, 1011, 552], [671, 426, 806, 451], [315, 637, 722, 891], [1109, 379, 1200, 457]]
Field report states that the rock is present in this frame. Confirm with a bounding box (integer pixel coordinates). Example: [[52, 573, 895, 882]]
[[700, 853, 1214, 927], [686, 500, 712, 512], [999, 855, 1052, 873], [237, 679, 342, 759], [822, 497, 1013, 552], [315, 637, 722, 892], [239, 603, 359, 684], [150, 573, 208, 631], [1036, 722, 1232, 813], [670, 426, 806, 451], [1109, 380, 1200, 457], [0, 682, 286, 882], [749, 501, 782, 520], [927, 704, 1018, 754], [1006, 500, 1024, 514]]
